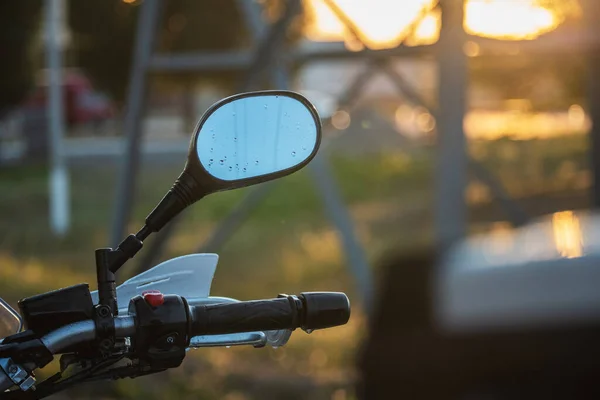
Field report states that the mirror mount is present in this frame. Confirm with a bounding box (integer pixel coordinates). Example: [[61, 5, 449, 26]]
[[94, 233, 144, 314]]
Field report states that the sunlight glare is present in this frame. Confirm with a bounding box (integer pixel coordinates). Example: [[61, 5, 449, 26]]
[[464, 1, 557, 40], [304, 0, 582, 49], [552, 211, 583, 258]]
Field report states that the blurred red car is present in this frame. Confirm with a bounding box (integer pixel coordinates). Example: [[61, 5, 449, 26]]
[[24, 69, 116, 127]]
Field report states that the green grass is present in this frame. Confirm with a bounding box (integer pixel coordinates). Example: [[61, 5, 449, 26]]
[[0, 135, 591, 399]]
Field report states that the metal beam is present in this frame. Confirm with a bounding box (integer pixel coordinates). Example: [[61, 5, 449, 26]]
[[294, 42, 435, 65], [379, 62, 529, 227], [236, 0, 267, 37], [148, 31, 600, 73], [474, 29, 600, 55], [308, 153, 374, 311], [110, 0, 162, 246], [198, 185, 276, 252], [147, 45, 430, 74], [467, 160, 529, 226], [295, 29, 600, 64], [587, 0, 600, 207], [435, 0, 468, 250], [239, 0, 301, 90], [236, 0, 291, 91], [149, 51, 253, 72]]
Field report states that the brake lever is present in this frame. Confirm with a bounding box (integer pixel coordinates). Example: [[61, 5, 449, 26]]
[[186, 297, 293, 348], [265, 329, 293, 348]]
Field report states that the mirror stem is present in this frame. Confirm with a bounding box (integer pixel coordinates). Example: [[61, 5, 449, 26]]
[[144, 169, 205, 233], [95, 170, 203, 312], [136, 225, 151, 241]]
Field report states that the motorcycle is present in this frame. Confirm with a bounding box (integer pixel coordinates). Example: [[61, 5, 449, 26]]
[[0, 90, 351, 399]]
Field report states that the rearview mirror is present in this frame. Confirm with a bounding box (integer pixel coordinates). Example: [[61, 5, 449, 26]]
[[195, 92, 320, 182], [144, 91, 322, 234]]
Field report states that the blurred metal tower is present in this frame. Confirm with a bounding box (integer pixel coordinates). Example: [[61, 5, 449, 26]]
[[114, 0, 600, 310]]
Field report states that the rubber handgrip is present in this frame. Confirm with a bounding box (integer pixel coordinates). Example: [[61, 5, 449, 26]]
[[300, 292, 351, 330], [190, 297, 299, 336]]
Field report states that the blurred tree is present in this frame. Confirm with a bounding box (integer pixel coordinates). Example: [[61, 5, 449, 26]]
[[0, 1, 42, 117], [69, 0, 248, 106], [68, 1, 142, 106], [68, 0, 308, 107]]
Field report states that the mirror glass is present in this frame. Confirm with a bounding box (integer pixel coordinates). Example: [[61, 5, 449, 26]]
[[0, 298, 21, 339], [196, 94, 319, 181]]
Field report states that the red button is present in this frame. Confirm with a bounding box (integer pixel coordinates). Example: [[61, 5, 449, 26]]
[[142, 290, 164, 307]]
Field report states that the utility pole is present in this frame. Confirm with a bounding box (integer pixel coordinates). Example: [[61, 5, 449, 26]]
[[45, 0, 69, 236]]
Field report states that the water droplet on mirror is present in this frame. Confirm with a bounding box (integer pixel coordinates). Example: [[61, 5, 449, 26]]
[[235, 164, 239, 169], [302, 146, 306, 151], [212, 134, 215, 139], [219, 160, 224, 165], [264, 104, 268, 109], [255, 160, 259, 165], [291, 151, 296, 157], [209, 159, 213, 162], [243, 167, 247, 172], [228, 166, 232, 171], [276, 95, 279, 98], [224, 156, 227, 160], [234, 137, 237, 142], [210, 148, 213, 153]]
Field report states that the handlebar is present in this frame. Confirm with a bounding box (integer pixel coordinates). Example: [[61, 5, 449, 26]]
[[17, 292, 349, 357], [0, 292, 349, 394], [0, 317, 136, 394], [25, 292, 349, 356], [40, 316, 135, 354], [189, 292, 351, 336]]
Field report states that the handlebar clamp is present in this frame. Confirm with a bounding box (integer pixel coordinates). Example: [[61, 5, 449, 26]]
[[93, 304, 116, 355]]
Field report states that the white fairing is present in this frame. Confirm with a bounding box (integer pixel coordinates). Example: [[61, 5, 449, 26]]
[[90, 253, 219, 311]]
